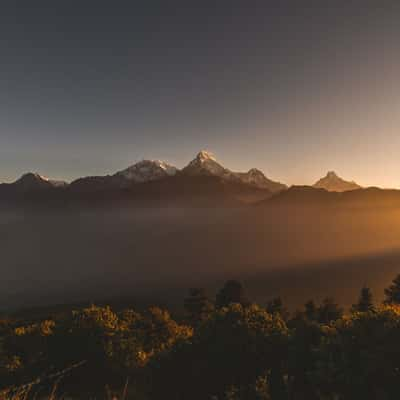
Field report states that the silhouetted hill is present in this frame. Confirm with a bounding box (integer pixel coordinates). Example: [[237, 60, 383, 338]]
[[261, 185, 400, 208], [264, 185, 338, 206], [67, 174, 272, 207], [0, 174, 272, 209]]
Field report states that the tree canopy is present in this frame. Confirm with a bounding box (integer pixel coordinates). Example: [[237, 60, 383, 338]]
[[2, 275, 400, 399]]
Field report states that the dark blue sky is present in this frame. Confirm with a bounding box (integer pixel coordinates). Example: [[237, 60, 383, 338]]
[[1, 2, 400, 187]]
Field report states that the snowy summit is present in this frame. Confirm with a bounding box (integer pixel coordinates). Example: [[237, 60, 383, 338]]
[[313, 171, 361, 192], [115, 160, 178, 183]]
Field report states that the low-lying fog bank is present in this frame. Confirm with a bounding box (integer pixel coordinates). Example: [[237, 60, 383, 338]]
[[2, 205, 400, 311]]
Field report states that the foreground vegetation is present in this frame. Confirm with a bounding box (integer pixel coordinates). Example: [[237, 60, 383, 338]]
[[2, 277, 400, 399]]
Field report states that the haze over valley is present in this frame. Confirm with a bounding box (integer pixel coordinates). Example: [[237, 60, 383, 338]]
[[2, 151, 400, 312]]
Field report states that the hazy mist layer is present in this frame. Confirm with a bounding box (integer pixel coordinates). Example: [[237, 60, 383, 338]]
[[2, 205, 400, 311]]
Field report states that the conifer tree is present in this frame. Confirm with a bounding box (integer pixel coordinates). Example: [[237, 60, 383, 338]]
[[384, 274, 400, 304], [351, 286, 374, 312]]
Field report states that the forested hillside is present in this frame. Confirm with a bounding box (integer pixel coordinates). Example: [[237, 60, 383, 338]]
[[2, 277, 400, 399]]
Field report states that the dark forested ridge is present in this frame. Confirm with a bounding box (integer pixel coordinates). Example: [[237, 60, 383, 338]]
[[3, 277, 400, 399]]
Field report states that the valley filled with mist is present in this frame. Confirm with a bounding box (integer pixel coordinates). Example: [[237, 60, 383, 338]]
[[3, 202, 400, 312]]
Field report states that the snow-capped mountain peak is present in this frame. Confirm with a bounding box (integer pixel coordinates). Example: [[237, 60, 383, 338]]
[[313, 171, 361, 192], [6, 151, 286, 194], [182, 150, 229, 177], [236, 168, 287, 192], [326, 171, 338, 178], [196, 150, 217, 163], [182, 151, 287, 192], [115, 159, 177, 183]]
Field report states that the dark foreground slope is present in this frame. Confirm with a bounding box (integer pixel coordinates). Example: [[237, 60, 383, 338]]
[[2, 277, 400, 399]]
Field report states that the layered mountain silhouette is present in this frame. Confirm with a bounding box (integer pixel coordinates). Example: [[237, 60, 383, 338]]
[[0, 151, 285, 206], [313, 171, 361, 192], [2, 153, 399, 208]]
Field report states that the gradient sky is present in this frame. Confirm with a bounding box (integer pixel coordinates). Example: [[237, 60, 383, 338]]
[[1, 1, 400, 187]]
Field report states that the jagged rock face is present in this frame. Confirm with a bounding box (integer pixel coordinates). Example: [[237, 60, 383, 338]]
[[114, 160, 177, 184], [313, 171, 361, 192], [181, 151, 232, 178]]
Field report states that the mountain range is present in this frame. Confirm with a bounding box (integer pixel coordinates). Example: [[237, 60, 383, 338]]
[[0, 151, 285, 203], [1, 151, 393, 208], [66, 150, 287, 193]]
